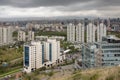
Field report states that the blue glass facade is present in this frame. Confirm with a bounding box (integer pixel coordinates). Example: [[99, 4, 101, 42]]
[[24, 46, 29, 66], [49, 44, 52, 61]]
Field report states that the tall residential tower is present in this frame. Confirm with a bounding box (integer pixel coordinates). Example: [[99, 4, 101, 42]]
[[0, 26, 13, 46], [97, 23, 107, 42], [86, 22, 96, 43], [76, 23, 85, 43], [67, 23, 75, 42]]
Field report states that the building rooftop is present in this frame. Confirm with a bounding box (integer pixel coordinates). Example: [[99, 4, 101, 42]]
[[106, 35, 120, 40], [102, 35, 120, 43]]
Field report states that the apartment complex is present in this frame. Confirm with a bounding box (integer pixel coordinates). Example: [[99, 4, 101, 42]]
[[0, 26, 13, 46], [67, 22, 107, 43], [23, 39, 64, 73], [82, 35, 120, 68]]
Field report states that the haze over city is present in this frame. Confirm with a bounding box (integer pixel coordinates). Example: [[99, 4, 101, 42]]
[[0, 0, 120, 80], [0, 0, 120, 18]]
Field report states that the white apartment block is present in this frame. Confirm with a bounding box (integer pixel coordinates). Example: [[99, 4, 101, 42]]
[[24, 39, 64, 73], [24, 41, 43, 73], [97, 23, 107, 42], [67, 23, 75, 42], [76, 23, 85, 43], [87, 23, 96, 43], [28, 31, 34, 41], [18, 30, 26, 41], [0, 26, 13, 46], [0, 27, 2, 45]]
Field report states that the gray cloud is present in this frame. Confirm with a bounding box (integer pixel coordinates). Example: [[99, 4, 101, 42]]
[[0, 0, 93, 7], [0, 0, 119, 8], [0, 0, 120, 17]]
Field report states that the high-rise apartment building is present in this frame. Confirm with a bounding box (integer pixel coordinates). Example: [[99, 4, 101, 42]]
[[0, 26, 13, 46], [67, 23, 75, 42], [86, 23, 96, 43], [76, 23, 85, 43], [97, 23, 107, 42]]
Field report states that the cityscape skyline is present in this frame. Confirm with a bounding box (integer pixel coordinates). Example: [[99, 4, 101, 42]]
[[0, 0, 120, 18]]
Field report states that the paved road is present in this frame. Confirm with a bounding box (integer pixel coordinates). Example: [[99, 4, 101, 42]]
[[0, 57, 23, 80], [0, 68, 22, 80]]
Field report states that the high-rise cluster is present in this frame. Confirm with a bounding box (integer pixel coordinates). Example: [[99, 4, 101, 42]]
[[24, 39, 64, 73], [67, 22, 107, 43]]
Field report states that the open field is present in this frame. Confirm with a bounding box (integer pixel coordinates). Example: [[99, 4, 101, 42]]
[[0, 47, 23, 62]]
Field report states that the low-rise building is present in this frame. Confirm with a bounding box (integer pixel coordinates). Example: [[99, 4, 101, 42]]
[[27, 31, 34, 41], [35, 36, 65, 41]]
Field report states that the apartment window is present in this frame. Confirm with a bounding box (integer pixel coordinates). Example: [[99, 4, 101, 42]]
[[114, 54, 120, 57], [102, 55, 104, 57], [111, 63, 114, 65]]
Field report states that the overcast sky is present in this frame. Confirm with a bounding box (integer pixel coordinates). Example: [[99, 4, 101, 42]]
[[0, 0, 120, 18]]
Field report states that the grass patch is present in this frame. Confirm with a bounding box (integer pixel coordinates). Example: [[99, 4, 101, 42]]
[[35, 31, 67, 37], [0, 47, 23, 62]]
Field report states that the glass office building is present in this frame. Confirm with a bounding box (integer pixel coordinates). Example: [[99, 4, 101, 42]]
[[82, 35, 120, 68]]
